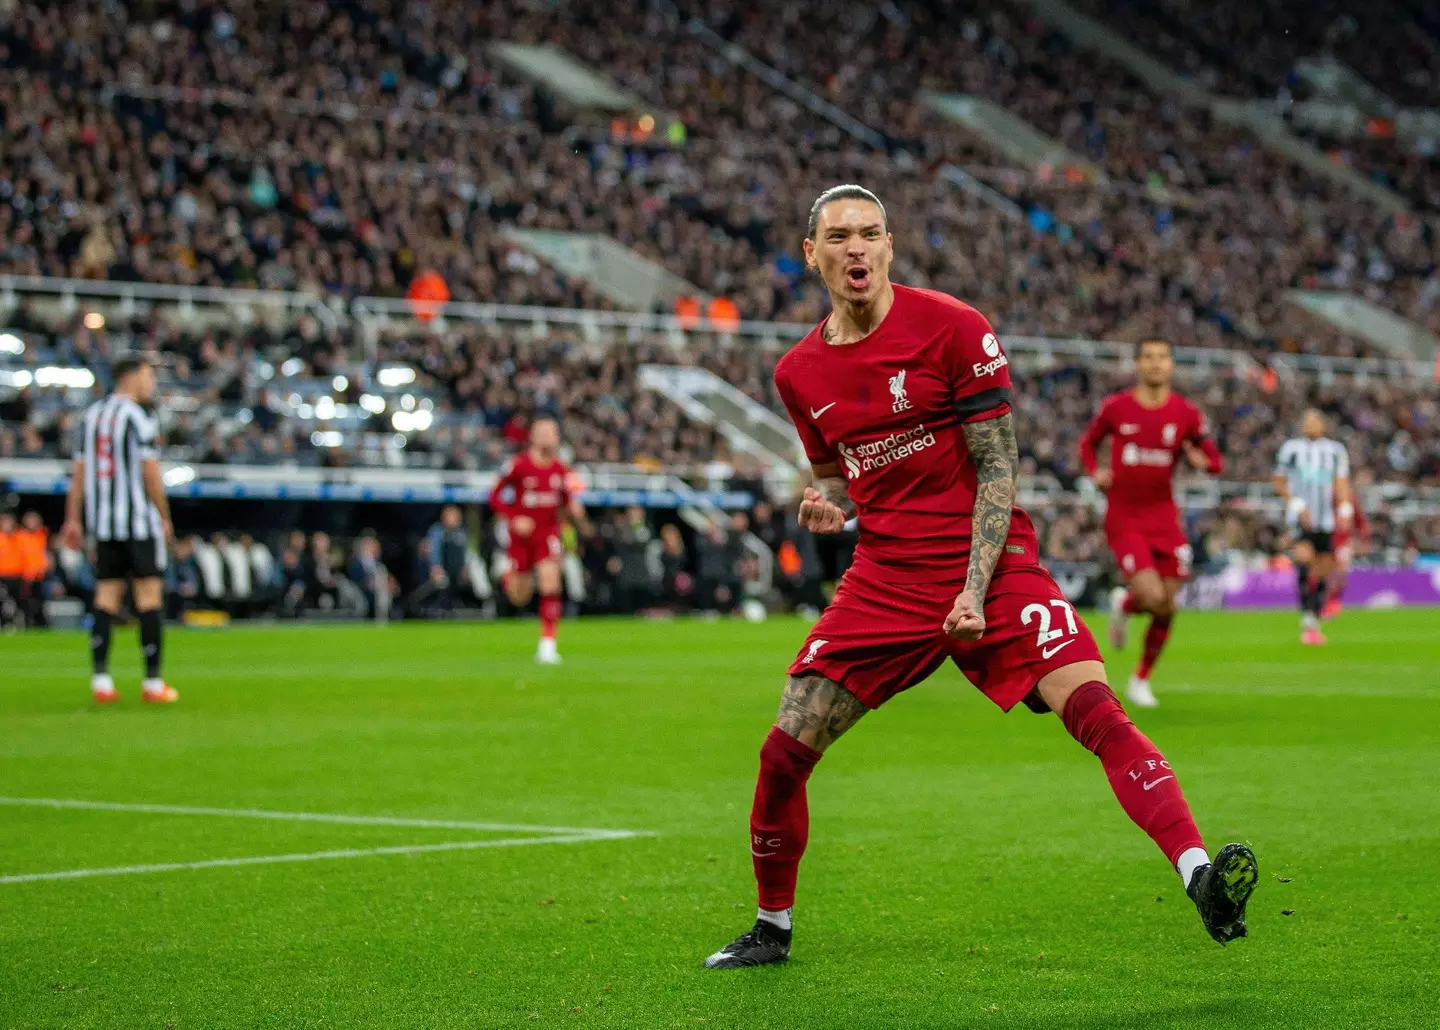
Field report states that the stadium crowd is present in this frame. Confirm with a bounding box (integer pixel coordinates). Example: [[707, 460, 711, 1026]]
[[5, 0, 1440, 357], [1065, 0, 1440, 108], [1060, 0, 1440, 215]]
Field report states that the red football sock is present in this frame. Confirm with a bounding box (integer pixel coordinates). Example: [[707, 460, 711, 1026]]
[[750, 727, 822, 911], [538, 594, 561, 641], [1134, 614, 1173, 680], [1062, 681, 1204, 865], [1121, 591, 1140, 615]]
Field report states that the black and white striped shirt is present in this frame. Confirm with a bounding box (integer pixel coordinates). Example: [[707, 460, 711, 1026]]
[[76, 394, 163, 541], [1275, 436, 1350, 532]]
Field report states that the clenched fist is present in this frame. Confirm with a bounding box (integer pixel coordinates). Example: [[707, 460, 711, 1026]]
[[797, 487, 848, 534], [943, 589, 986, 641]]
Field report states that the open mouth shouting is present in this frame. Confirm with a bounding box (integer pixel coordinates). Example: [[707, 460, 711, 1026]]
[[845, 265, 872, 292]]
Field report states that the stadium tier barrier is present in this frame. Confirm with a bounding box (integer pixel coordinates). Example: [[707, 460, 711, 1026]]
[[0, 459, 754, 510], [5, 458, 1438, 522], [4, 276, 1439, 383]]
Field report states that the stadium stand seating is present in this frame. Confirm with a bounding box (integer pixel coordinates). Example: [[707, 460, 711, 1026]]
[[1060, 0, 1440, 215], [5, 0, 1437, 356], [1064, 0, 1440, 109]]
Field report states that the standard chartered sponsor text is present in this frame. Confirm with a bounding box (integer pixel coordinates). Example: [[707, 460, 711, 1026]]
[[839, 424, 937, 476]]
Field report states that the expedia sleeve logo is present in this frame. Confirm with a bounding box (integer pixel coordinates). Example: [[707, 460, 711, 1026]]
[[973, 332, 1008, 376], [837, 424, 937, 477], [973, 354, 1009, 377]]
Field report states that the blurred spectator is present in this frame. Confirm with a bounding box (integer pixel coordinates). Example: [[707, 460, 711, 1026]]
[[348, 534, 392, 621], [280, 543, 308, 617], [695, 517, 744, 613], [0, 512, 22, 625], [305, 532, 342, 610], [657, 523, 695, 610], [165, 537, 203, 621], [408, 538, 450, 616], [772, 503, 827, 616], [422, 504, 486, 611], [15, 511, 48, 623], [610, 507, 660, 613]]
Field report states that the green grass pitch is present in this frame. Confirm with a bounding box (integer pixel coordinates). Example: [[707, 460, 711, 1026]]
[[1, 610, 1437, 1029]]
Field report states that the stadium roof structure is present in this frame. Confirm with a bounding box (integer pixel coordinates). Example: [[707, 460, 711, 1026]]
[[1287, 290, 1440, 362], [499, 229, 709, 313], [922, 93, 1098, 180], [487, 42, 647, 112]]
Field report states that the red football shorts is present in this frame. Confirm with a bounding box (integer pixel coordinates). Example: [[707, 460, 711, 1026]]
[[1106, 511, 1191, 581], [506, 531, 563, 575], [789, 554, 1103, 712]]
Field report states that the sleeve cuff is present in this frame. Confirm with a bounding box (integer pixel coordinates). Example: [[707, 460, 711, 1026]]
[[959, 401, 1011, 424]]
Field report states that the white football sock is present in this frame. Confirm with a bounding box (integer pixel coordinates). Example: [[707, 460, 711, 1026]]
[[1177, 847, 1210, 889], [757, 907, 792, 931]]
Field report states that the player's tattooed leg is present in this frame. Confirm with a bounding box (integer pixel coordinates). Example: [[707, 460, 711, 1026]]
[[774, 675, 867, 752]]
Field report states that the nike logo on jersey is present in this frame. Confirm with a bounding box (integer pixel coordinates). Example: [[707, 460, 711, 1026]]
[[1142, 776, 1174, 791], [809, 402, 837, 419], [1041, 639, 1074, 660]]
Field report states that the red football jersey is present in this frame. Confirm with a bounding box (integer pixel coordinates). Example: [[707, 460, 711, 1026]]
[[1079, 390, 1222, 513], [774, 284, 1037, 570], [489, 452, 573, 537]]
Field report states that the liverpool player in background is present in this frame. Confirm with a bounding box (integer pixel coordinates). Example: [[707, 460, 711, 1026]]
[[703, 186, 1256, 969], [1079, 340, 1223, 707], [1324, 494, 1368, 620], [489, 417, 585, 664]]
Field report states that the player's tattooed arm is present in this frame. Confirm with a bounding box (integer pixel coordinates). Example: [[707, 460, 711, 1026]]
[[774, 675, 867, 752], [961, 411, 1019, 601]]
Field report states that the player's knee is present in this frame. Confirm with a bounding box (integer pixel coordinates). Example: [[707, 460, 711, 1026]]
[[1059, 680, 1133, 754], [1133, 584, 1164, 614], [760, 723, 824, 776], [94, 583, 124, 613], [133, 579, 163, 612]]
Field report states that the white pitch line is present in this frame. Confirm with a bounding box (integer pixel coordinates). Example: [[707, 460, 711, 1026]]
[[0, 834, 618, 885], [0, 796, 640, 839]]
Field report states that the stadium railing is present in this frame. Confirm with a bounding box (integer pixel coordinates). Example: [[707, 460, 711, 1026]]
[[351, 295, 1439, 382], [2, 276, 1434, 384], [0, 275, 342, 334]]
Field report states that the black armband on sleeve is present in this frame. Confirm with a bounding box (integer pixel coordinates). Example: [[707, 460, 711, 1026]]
[[953, 387, 1013, 421]]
